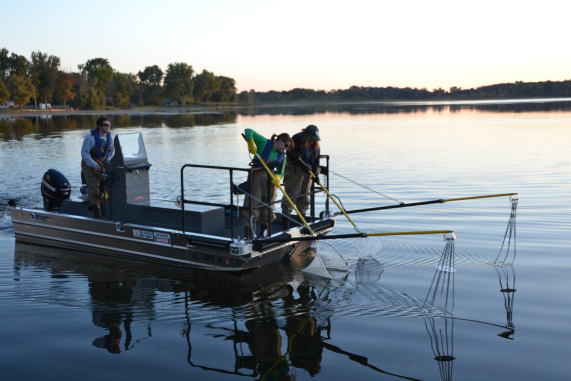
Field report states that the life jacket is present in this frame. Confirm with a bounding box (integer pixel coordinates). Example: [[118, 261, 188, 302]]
[[294, 132, 320, 166], [254, 139, 285, 170], [91, 129, 112, 162]]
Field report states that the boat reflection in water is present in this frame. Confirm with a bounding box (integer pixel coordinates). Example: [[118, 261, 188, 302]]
[[13, 242, 432, 380]]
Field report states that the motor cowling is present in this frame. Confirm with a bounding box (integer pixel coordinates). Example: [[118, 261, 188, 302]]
[[41, 169, 71, 211]]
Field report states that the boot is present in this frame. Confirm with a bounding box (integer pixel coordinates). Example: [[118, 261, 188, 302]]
[[93, 205, 103, 219], [260, 224, 269, 238], [282, 216, 290, 231]]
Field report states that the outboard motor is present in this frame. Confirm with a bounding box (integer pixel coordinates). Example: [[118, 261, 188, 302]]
[[41, 169, 71, 211]]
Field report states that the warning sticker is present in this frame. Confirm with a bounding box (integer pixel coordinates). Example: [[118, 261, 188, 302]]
[[154, 232, 171, 245], [133, 229, 153, 240]]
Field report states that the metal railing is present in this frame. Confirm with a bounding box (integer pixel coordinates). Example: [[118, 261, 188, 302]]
[[180, 156, 330, 239]]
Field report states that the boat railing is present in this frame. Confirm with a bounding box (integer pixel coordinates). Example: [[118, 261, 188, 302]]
[[180, 155, 330, 238]]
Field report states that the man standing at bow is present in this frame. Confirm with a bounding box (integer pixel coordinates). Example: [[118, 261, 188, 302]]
[[81, 117, 115, 219]]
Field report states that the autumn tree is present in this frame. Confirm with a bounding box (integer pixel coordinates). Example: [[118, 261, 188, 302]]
[[55, 72, 77, 108]]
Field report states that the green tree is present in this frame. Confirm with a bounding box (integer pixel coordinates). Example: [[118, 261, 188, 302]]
[[145, 85, 164, 106], [7, 75, 36, 109], [0, 48, 29, 83], [164, 62, 194, 103], [193, 69, 219, 102], [111, 72, 137, 108], [30, 51, 61, 105], [138, 65, 163, 86], [80, 78, 102, 109], [78, 58, 113, 108], [238, 90, 253, 105], [212, 76, 236, 102], [0, 80, 10, 105], [83, 58, 112, 71], [138, 65, 163, 105], [0, 48, 10, 82], [9, 53, 29, 78]]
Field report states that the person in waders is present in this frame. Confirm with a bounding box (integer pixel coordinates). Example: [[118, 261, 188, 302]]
[[281, 125, 321, 231], [81, 117, 115, 219], [243, 128, 291, 239]]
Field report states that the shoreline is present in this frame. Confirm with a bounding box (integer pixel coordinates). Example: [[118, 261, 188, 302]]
[[2, 97, 571, 119]]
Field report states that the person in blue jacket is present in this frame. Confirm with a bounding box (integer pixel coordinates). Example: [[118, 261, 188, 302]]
[[81, 117, 115, 219], [243, 128, 291, 239]]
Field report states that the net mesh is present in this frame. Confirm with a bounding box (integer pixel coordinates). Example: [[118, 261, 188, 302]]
[[302, 241, 350, 278], [355, 228, 385, 260]]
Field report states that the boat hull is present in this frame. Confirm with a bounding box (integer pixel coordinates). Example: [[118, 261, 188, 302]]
[[10, 208, 334, 271]]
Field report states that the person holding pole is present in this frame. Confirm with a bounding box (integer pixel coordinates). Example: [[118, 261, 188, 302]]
[[281, 125, 321, 231], [243, 128, 291, 239]]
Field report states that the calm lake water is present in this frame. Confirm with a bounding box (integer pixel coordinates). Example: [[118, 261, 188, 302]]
[[1, 100, 570, 380]]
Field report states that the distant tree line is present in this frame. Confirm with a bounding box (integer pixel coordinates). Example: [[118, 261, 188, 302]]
[[3, 47, 571, 109], [249, 81, 571, 103], [0, 48, 238, 109]]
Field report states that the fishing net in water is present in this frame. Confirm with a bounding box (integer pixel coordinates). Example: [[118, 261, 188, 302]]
[[495, 195, 518, 265], [302, 228, 385, 279], [355, 228, 385, 260], [422, 233, 456, 314], [302, 241, 349, 278]]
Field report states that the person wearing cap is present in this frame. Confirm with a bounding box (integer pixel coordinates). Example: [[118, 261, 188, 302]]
[[243, 128, 292, 239], [281, 125, 321, 231]]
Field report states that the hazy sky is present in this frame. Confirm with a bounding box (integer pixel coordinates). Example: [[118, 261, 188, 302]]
[[2, 0, 569, 92]]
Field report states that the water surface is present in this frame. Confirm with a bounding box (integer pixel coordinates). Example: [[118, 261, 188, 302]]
[[1, 100, 570, 380]]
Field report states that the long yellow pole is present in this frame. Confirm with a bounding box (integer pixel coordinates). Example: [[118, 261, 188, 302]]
[[308, 170, 361, 232], [367, 230, 453, 237], [444, 193, 518, 202]]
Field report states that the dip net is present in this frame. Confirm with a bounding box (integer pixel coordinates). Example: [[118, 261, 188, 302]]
[[303, 241, 349, 279]]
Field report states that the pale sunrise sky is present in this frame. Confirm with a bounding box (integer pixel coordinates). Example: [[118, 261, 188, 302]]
[[2, 0, 569, 92]]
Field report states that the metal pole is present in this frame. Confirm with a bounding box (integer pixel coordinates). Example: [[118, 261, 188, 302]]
[[181, 165, 186, 233], [230, 169, 234, 240], [267, 169, 272, 236], [326, 156, 330, 216], [249, 168, 253, 234]]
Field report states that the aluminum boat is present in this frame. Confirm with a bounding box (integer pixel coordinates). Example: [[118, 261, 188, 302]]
[[9, 132, 336, 271]]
